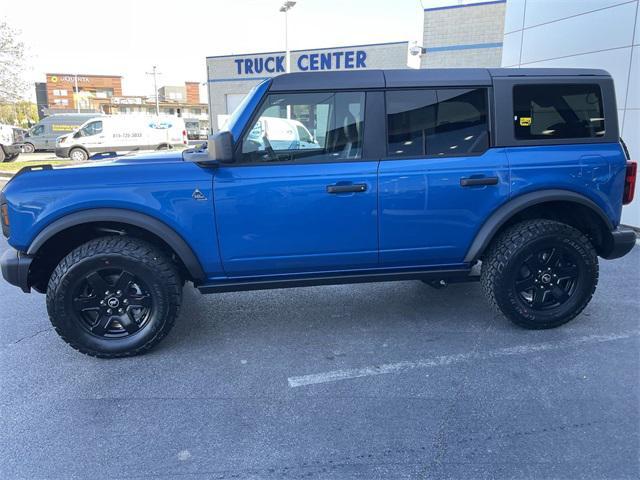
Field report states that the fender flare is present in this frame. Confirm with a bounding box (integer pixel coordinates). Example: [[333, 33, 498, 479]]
[[26, 208, 206, 281], [464, 189, 614, 263]]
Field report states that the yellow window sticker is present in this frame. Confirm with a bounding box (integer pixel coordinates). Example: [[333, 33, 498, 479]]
[[519, 117, 532, 127]]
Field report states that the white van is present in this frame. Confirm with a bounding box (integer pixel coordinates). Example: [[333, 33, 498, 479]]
[[0, 123, 22, 162], [245, 117, 320, 151], [55, 115, 187, 161]]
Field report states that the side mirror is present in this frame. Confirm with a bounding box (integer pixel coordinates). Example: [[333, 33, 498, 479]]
[[207, 131, 234, 163]]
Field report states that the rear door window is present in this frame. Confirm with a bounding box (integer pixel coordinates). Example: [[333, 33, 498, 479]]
[[513, 84, 605, 140], [386, 88, 489, 157]]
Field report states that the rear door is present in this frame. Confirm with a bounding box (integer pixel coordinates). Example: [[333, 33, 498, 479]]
[[378, 87, 510, 267], [213, 90, 379, 276]]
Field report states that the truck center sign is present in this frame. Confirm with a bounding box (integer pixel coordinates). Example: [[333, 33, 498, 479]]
[[233, 50, 368, 75]]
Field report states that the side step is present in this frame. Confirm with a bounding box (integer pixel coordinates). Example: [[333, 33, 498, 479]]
[[197, 268, 477, 294]]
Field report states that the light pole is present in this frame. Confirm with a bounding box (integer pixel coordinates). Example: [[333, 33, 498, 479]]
[[74, 74, 80, 113], [145, 65, 162, 116], [279, 1, 296, 73]]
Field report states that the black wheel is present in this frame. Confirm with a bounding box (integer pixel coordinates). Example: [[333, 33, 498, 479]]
[[5, 153, 19, 162], [481, 220, 598, 329], [46, 237, 182, 357], [69, 147, 89, 161], [22, 143, 35, 153]]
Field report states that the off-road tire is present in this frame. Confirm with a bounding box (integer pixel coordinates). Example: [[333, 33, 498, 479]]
[[46, 236, 182, 358], [480, 220, 598, 329]]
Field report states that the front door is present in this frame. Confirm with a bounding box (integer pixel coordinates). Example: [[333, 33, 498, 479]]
[[214, 90, 378, 277], [378, 87, 510, 267]]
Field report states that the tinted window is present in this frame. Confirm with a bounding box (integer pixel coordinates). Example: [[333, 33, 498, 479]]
[[240, 91, 365, 163], [386, 88, 489, 157], [513, 84, 605, 140]]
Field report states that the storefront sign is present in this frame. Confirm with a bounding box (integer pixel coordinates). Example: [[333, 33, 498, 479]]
[[233, 50, 368, 75]]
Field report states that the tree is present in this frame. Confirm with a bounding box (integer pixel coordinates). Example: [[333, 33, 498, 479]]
[[0, 101, 38, 127], [0, 19, 27, 103]]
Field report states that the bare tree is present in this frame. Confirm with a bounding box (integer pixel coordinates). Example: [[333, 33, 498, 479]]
[[0, 19, 27, 103]]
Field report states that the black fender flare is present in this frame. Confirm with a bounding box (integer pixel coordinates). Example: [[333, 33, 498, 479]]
[[27, 208, 206, 281], [464, 189, 614, 263]]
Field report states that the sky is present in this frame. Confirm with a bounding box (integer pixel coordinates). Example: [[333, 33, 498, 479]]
[[2, 0, 481, 101]]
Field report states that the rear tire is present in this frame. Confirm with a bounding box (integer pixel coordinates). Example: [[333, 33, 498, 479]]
[[0, 147, 5, 163], [69, 147, 89, 161], [480, 220, 598, 329], [22, 143, 35, 153], [46, 236, 182, 358]]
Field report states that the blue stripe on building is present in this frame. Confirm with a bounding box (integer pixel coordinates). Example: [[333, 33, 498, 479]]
[[425, 42, 503, 53], [208, 77, 271, 83], [424, 0, 506, 12]]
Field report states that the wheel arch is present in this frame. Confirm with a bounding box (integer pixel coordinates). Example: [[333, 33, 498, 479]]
[[26, 208, 206, 291], [465, 189, 615, 263]]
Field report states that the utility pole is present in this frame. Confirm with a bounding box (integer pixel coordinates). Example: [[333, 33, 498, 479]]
[[74, 74, 80, 113], [279, 1, 297, 73], [146, 66, 162, 116]]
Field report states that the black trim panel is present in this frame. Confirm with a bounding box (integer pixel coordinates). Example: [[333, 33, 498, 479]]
[[464, 189, 615, 262], [198, 267, 474, 294], [26, 208, 206, 281]]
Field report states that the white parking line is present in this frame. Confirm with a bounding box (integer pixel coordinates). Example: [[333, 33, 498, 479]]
[[287, 331, 639, 388]]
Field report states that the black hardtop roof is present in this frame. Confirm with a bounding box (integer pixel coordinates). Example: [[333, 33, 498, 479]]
[[269, 68, 611, 91]]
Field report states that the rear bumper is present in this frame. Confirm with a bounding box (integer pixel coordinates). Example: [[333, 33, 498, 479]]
[[0, 248, 33, 293], [601, 227, 637, 260], [2, 144, 21, 156]]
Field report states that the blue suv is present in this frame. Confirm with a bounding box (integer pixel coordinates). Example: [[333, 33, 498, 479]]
[[1, 68, 637, 357]]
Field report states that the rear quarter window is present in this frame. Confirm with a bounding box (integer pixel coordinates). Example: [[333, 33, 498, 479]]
[[513, 84, 605, 140]]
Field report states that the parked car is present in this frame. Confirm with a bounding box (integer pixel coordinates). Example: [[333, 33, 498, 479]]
[[22, 113, 102, 152], [184, 118, 209, 140], [0, 123, 22, 162], [1, 68, 636, 357], [55, 115, 188, 161]]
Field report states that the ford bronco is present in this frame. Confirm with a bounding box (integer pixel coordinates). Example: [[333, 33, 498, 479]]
[[1, 68, 637, 357]]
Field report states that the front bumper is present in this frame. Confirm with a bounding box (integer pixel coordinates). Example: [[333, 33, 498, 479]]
[[1, 248, 33, 293], [55, 146, 70, 158], [601, 227, 637, 260]]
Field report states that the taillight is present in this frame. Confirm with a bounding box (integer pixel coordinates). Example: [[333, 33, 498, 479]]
[[623, 161, 637, 205], [182, 129, 187, 145]]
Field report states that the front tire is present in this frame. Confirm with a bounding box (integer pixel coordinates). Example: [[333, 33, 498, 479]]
[[480, 220, 598, 329], [69, 147, 89, 161], [46, 237, 182, 357]]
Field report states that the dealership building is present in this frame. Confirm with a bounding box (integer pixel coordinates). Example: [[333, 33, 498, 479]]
[[206, 41, 410, 129], [501, 0, 639, 226]]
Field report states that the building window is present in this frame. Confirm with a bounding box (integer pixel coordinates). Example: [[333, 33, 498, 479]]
[[386, 88, 489, 157], [53, 98, 69, 105], [513, 84, 605, 140], [95, 89, 113, 99], [53, 89, 68, 96], [192, 108, 201, 115], [240, 91, 365, 164], [168, 92, 183, 100]]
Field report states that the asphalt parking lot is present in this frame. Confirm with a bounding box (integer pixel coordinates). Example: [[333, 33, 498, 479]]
[[0, 234, 639, 480]]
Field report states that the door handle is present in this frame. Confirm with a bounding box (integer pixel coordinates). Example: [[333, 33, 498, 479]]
[[326, 183, 367, 194], [460, 176, 499, 187]]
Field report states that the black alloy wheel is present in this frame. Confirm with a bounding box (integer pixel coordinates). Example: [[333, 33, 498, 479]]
[[71, 269, 153, 338]]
